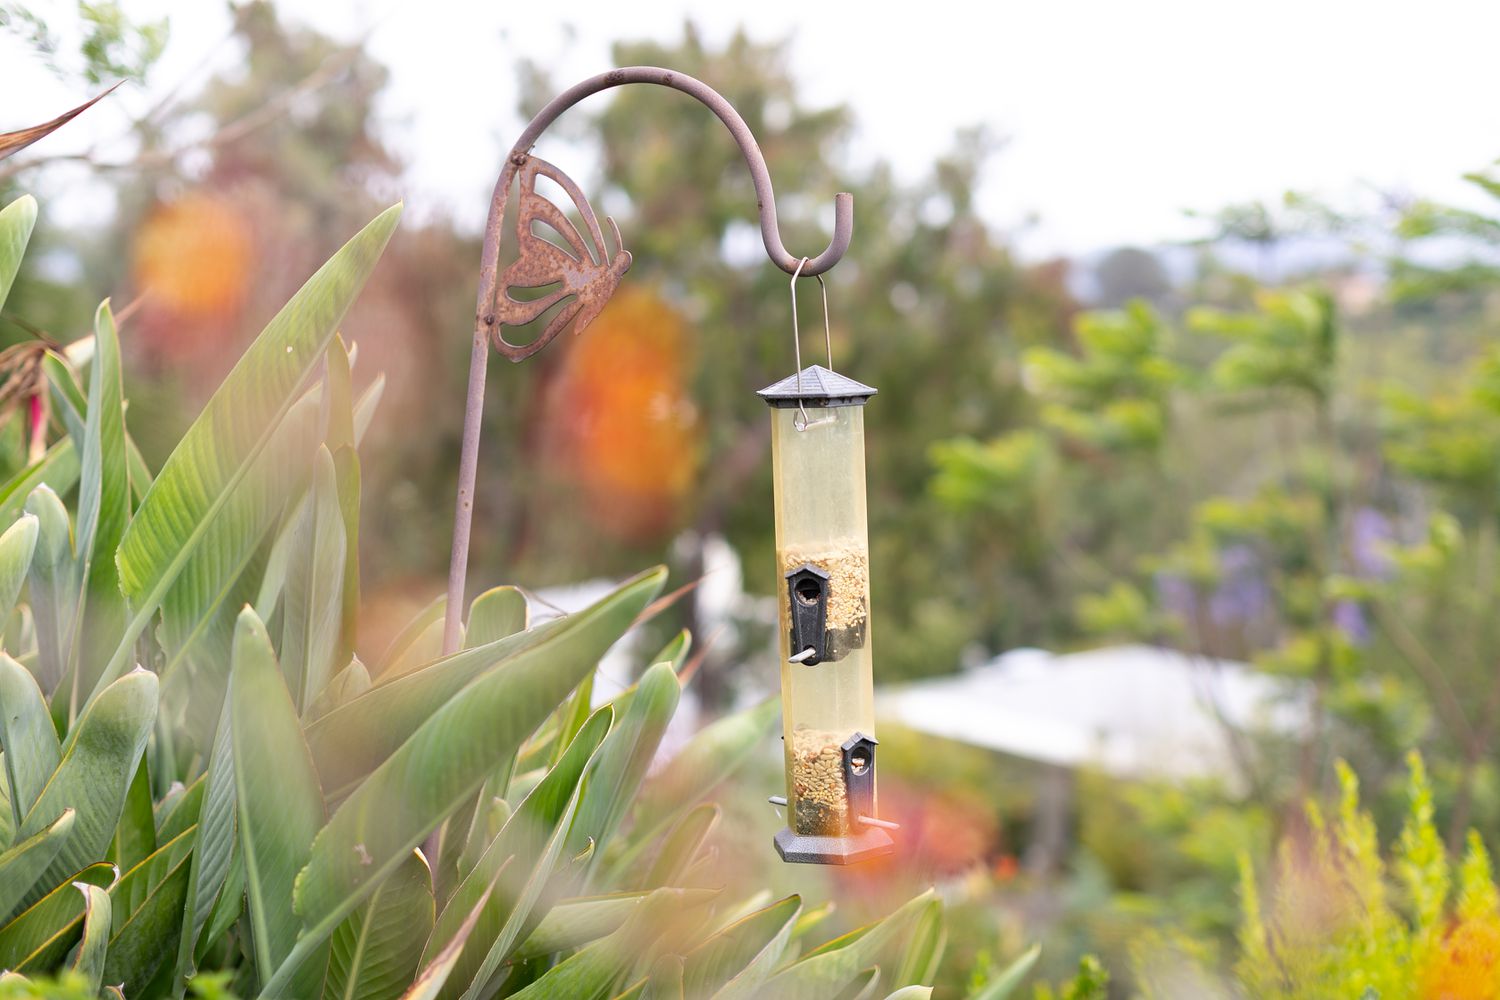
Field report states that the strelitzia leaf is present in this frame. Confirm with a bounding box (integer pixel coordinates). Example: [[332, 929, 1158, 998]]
[[433, 708, 613, 1000], [0, 862, 115, 971], [685, 895, 801, 1000], [324, 849, 435, 1000], [0, 195, 37, 312], [105, 204, 402, 703], [101, 850, 192, 994], [0, 654, 60, 832], [111, 759, 156, 875], [889, 897, 945, 987], [281, 446, 347, 712], [0, 514, 38, 629], [109, 826, 196, 931], [71, 301, 129, 704], [66, 881, 110, 992], [0, 809, 74, 922], [308, 657, 372, 720], [170, 693, 237, 994], [230, 607, 327, 990], [760, 891, 937, 1000], [463, 586, 528, 649], [638, 804, 719, 891], [968, 945, 1040, 1000], [0, 442, 80, 545], [511, 892, 649, 961], [306, 568, 662, 802], [24, 485, 75, 696], [567, 662, 680, 885], [880, 988, 933, 1000], [15, 669, 156, 907], [398, 868, 504, 1000]]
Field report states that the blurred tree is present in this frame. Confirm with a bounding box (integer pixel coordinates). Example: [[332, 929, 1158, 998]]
[[1092, 246, 1169, 308]]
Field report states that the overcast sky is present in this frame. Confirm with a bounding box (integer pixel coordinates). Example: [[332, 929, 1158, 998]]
[[5, 0, 1500, 258]]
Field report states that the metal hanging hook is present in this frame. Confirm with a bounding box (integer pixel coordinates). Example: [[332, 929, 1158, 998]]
[[790, 258, 835, 432]]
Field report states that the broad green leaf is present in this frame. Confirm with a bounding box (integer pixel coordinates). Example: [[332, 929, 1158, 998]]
[[890, 897, 945, 988], [155, 778, 205, 845], [685, 895, 801, 1000], [567, 662, 680, 882], [324, 849, 435, 1000], [761, 891, 936, 1000], [463, 586, 528, 649], [67, 881, 110, 992], [72, 301, 128, 701], [435, 709, 612, 1000], [373, 595, 445, 677], [512, 892, 648, 961], [968, 945, 1040, 1000], [650, 630, 692, 673], [23, 486, 74, 696], [0, 195, 37, 313], [0, 758, 12, 847], [0, 441, 79, 529], [112, 758, 156, 875], [648, 954, 684, 999], [332, 445, 361, 673], [398, 869, 503, 1000], [105, 204, 402, 700], [307, 568, 662, 799], [504, 889, 711, 1000], [281, 446, 347, 712], [308, 657, 373, 720], [615, 699, 778, 876], [0, 654, 60, 830], [0, 862, 114, 971], [639, 804, 719, 891], [171, 693, 236, 993], [229, 608, 326, 987], [102, 851, 192, 994], [0, 809, 74, 921], [881, 988, 933, 1000], [0, 514, 37, 628], [109, 826, 196, 932], [16, 670, 156, 905]]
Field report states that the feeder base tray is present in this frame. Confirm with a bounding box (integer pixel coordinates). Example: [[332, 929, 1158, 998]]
[[774, 826, 894, 865]]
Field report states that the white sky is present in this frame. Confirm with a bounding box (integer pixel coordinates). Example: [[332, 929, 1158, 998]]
[[4, 0, 1500, 257]]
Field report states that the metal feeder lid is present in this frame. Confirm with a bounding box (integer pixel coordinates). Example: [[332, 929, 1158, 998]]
[[756, 365, 877, 409]]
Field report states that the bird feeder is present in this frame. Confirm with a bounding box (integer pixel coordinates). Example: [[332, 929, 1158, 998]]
[[759, 365, 895, 864]]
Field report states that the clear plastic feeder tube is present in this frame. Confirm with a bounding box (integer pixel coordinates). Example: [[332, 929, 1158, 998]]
[[758, 365, 892, 864]]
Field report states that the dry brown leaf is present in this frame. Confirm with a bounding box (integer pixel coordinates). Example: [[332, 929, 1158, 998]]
[[0, 82, 122, 163]]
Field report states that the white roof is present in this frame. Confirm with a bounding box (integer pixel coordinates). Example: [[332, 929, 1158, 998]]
[[876, 644, 1305, 783]]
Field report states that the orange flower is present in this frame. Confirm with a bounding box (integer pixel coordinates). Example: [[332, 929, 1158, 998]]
[[1421, 917, 1500, 1000], [133, 193, 252, 322], [544, 287, 701, 542]]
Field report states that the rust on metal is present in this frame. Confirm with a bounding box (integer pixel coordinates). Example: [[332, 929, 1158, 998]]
[[488, 156, 632, 362]]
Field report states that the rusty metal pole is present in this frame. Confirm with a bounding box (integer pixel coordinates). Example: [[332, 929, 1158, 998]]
[[442, 66, 855, 655]]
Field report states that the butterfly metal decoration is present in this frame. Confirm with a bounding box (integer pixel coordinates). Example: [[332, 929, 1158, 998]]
[[489, 156, 633, 361]]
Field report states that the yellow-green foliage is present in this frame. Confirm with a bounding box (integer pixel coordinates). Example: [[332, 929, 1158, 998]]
[[1232, 753, 1500, 999]]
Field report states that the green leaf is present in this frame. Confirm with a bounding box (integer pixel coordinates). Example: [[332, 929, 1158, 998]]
[[0, 441, 79, 530], [683, 894, 801, 1000], [512, 892, 649, 961], [0, 809, 74, 922], [111, 758, 156, 875], [229, 607, 327, 988], [66, 881, 110, 992], [649, 630, 692, 673], [398, 868, 505, 1000], [0, 653, 60, 831], [109, 826, 195, 934], [968, 945, 1040, 1000], [617, 699, 778, 875], [72, 301, 129, 699], [567, 662, 680, 881], [102, 850, 192, 994], [463, 587, 528, 649], [281, 446, 347, 712], [761, 891, 937, 1000], [307, 568, 662, 799], [332, 446, 361, 673], [0, 514, 38, 630], [0, 862, 114, 971], [0, 195, 37, 314], [324, 849, 435, 1000], [15, 669, 157, 907], [639, 804, 718, 891], [504, 889, 710, 1000], [435, 708, 613, 1000], [881, 988, 932, 1000], [372, 595, 444, 678], [105, 204, 402, 701], [889, 897, 945, 988], [171, 693, 237, 993], [24, 485, 75, 697], [308, 657, 372, 720]]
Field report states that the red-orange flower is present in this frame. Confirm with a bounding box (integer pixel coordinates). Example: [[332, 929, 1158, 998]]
[[1421, 917, 1500, 1000], [133, 192, 252, 322]]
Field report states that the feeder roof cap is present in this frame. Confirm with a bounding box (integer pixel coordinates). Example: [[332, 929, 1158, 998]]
[[756, 365, 877, 408]]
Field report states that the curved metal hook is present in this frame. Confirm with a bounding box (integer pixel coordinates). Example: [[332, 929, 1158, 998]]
[[447, 66, 854, 655]]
